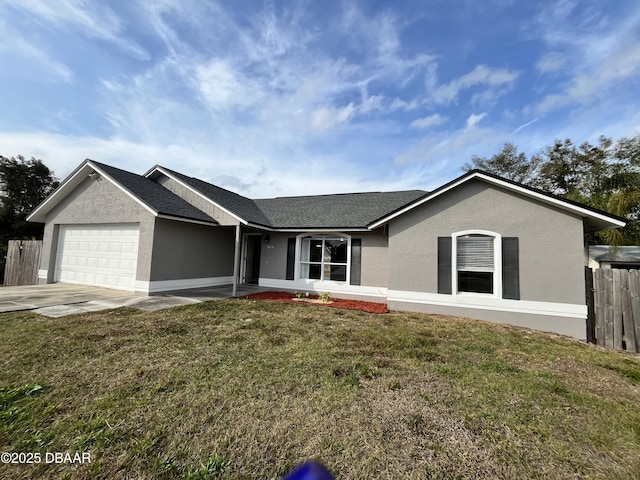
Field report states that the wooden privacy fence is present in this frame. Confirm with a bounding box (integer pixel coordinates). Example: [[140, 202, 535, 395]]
[[590, 268, 640, 353], [3, 240, 42, 286]]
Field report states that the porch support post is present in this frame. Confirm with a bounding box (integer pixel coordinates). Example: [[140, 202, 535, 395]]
[[232, 224, 241, 297]]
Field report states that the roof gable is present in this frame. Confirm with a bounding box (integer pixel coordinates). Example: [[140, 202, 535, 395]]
[[27, 160, 217, 225], [369, 169, 626, 231], [145, 166, 272, 226]]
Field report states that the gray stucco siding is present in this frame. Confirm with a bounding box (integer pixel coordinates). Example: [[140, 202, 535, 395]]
[[149, 218, 234, 281], [387, 300, 586, 339], [39, 176, 155, 282], [388, 180, 586, 305], [359, 229, 389, 287], [155, 174, 240, 226], [259, 233, 290, 280]]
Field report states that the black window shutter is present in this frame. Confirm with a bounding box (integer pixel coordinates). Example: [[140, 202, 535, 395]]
[[502, 237, 520, 300], [286, 238, 296, 280], [438, 237, 452, 294], [350, 238, 362, 285]]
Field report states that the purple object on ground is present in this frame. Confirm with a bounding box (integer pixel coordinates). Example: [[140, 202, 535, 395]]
[[284, 460, 334, 480]]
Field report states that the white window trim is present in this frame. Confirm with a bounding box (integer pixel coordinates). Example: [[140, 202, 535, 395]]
[[452, 230, 502, 298], [295, 232, 351, 284]]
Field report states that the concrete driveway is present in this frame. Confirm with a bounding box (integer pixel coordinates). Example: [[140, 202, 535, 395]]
[[0, 283, 265, 317], [0, 284, 202, 317]]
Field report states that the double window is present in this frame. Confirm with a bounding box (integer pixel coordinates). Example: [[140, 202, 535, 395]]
[[299, 234, 349, 282]]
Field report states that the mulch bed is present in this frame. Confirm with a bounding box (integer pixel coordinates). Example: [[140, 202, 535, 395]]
[[244, 291, 389, 314]]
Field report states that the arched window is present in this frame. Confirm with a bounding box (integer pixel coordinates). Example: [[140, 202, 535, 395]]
[[452, 230, 501, 297]]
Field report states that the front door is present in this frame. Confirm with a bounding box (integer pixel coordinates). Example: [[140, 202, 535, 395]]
[[242, 234, 262, 284]]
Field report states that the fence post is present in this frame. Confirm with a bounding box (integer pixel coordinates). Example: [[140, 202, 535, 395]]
[[594, 269, 605, 345], [612, 269, 624, 349], [603, 269, 614, 348], [619, 269, 636, 352], [585, 267, 596, 344], [630, 270, 640, 354]]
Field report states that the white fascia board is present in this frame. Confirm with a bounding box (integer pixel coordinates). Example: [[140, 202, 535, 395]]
[[369, 172, 626, 230], [87, 161, 158, 216], [156, 214, 217, 227], [264, 227, 371, 233], [146, 166, 248, 225], [475, 173, 626, 227], [26, 163, 93, 222], [243, 223, 371, 232], [27, 162, 159, 222], [368, 175, 473, 229]]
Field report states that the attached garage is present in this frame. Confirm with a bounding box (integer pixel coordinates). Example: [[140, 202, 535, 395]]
[[55, 224, 140, 290], [28, 160, 219, 294]]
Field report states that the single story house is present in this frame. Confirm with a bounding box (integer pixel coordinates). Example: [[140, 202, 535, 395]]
[[588, 245, 640, 270], [27, 159, 626, 339]]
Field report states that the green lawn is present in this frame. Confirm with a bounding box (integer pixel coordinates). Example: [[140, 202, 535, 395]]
[[1, 299, 640, 479]]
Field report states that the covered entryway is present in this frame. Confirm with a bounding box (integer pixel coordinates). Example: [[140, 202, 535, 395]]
[[55, 224, 139, 291], [241, 233, 262, 284]]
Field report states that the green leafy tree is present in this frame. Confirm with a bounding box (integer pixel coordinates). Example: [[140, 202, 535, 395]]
[[0, 155, 59, 281], [537, 136, 640, 245], [463, 142, 542, 185], [465, 134, 640, 245]]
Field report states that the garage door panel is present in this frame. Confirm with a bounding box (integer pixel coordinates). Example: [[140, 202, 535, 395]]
[[56, 224, 139, 291]]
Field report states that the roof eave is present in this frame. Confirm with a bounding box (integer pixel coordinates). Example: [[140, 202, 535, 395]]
[[156, 213, 218, 226], [146, 165, 249, 225], [25, 160, 148, 223], [245, 224, 371, 232], [369, 170, 627, 231]]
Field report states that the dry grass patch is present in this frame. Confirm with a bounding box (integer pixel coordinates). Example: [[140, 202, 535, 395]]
[[1, 300, 640, 479]]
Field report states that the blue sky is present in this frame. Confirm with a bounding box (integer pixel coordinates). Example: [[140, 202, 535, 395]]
[[1, 0, 639, 197]]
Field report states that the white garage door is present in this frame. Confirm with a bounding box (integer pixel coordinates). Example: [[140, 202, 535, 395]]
[[55, 224, 139, 291]]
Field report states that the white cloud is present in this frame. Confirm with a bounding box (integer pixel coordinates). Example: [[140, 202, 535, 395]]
[[533, 41, 640, 115], [195, 60, 264, 111], [390, 98, 420, 111], [311, 104, 356, 130], [431, 65, 519, 105], [511, 118, 541, 134], [466, 112, 488, 128], [394, 124, 501, 166], [0, 40, 72, 83], [536, 51, 566, 73], [359, 95, 385, 114], [1, 0, 148, 59], [410, 113, 447, 129], [0, 18, 73, 83]]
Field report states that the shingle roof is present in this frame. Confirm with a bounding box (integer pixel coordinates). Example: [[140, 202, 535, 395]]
[[90, 161, 217, 224], [157, 166, 273, 226], [254, 190, 427, 229], [155, 166, 425, 229]]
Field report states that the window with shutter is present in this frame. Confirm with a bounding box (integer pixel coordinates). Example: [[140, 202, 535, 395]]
[[441, 231, 520, 299], [456, 233, 495, 294], [298, 234, 350, 282]]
